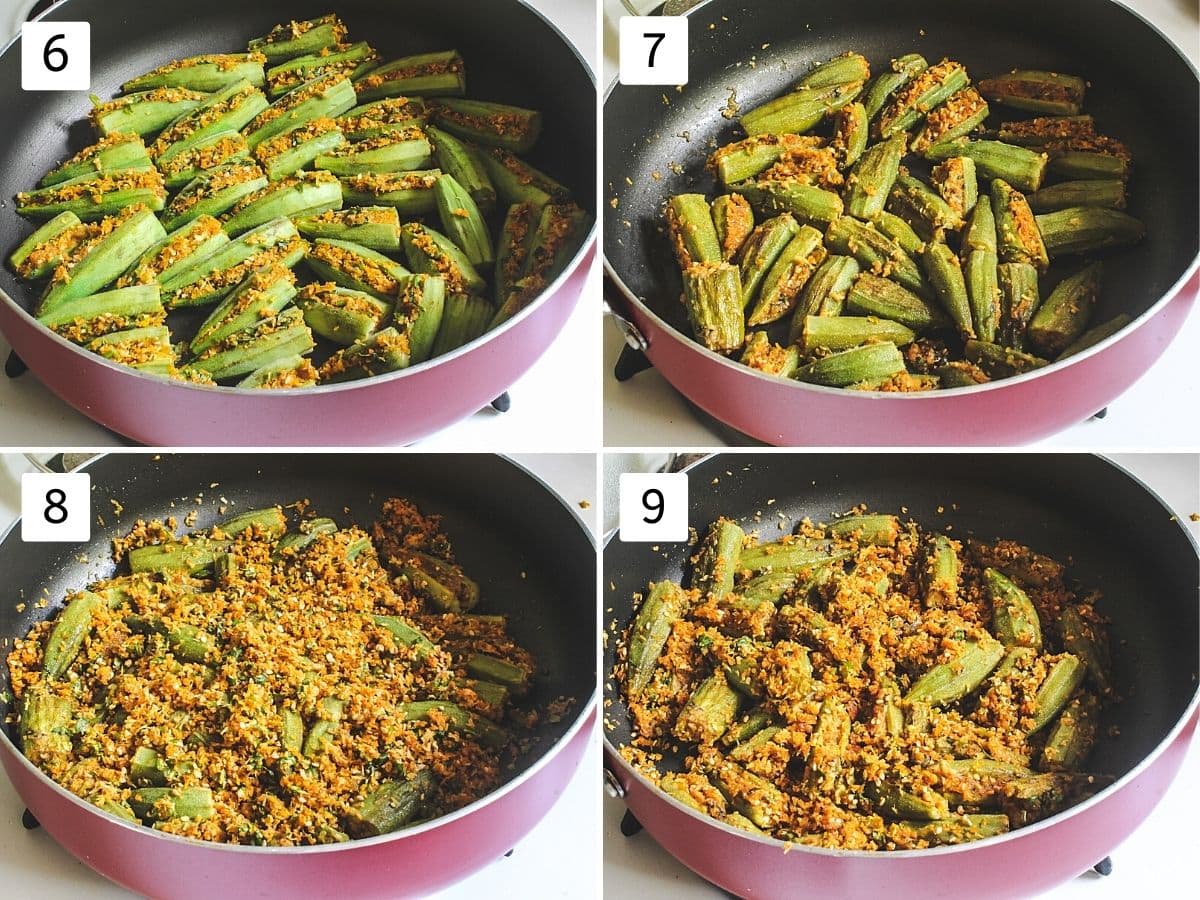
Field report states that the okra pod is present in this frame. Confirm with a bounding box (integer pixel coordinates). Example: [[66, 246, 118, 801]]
[[266, 41, 379, 98], [40, 133, 153, 187], [402, 550, 478, 611], [997, 115, 1096, 147], [248, 15, 348, 64], [296, 282, 389, 346], [875, 212, 925, 257], [729, 724, 784, 761], [16, 168, 167, 222], [478, 145, 569, 208], [252, 118, 345, 181], [892, 814, 1009, 846], [798, 52, 871, 89], [830, 101, 869, 167], [1028, 179, 1126, 213], [431, 98, 541, 154], [799, 314, 915, 353], [795, 341, 907, 387], [491, 201, 588, 326], [161, 216, 305, 307], [38, 284, 165, 344], [921, 241, 973, 337], [985, 568, 1043, 650], [344, 770, 435, 838], [159, 130, 252, 189], [123, 53, 267, 94], [494, 202, 538, 304], [890, 172, 963, 240], [8, 211, 82, 279], [431, 294, 494, 356], [693, 518, 745, 599], [829, 514, 901, 546], [1035, 207, 1145, 257], [681, 262, 745, 353], [19, 684, 74, 758], [318, 327, 411, 382], [237, 355, 318, 389], [186, 307, 315, 380], [711, 194, 755, 263], [627, 581, 687, 696], [735, 179, 844, 228], [825, 216, 929, 298], [935, 361, 989, 388], [125, 616, 214, 663], [280, 709, 304, 755], [340, 170, 440, 215], [465, 654, 529, 695], [867, 781, 949, 821], [1028, 262, 1102, 356], [418, 126, 497, 214], [862, 53, 928, 121], [294, 206, 400, 252], [846, 273, 949, 332], [160, 161, 269, 232], [221, 170, 343, 236], [401, 222, 485, 295], [925, 139, 1048, 193], [302, 696, 345, 756], [748, 225, 826, 326], [740, 332, 800, 378], [739, 539, 846, 574], [674, 671, 743, 744], [911, 87, 989, 154], [276, 517, 337, 554], [1029, 654, 1086, 734], [702, 751, 789, 830], [735, 572, 800, 609], [42, 592, 102, 679], [737, 214, 800, 308], [1057, 314, 1131, 360], [1047, 150, 1130, 181], [1000, 772, 1110, 827], [992, 179, 1049, 271], [923, 534, 960, 608], [129, 787, 215, 822], [964, 249, 1000, 344], [965, 339, 1048, 378], [1041, 692, 1100, 772], [905, 634, 1004, 705], [354, 50, 467, 101], [1059, 606, 1112, 696], [152, 79, 270, 162], [707, 133, 823, 187], [400, 700, 507, 748], [315, 125, 432, 175], [243, 74, 357, 150], [433, 173, 494, 266], [128, 539, 229, 575], [338, 97, 429, 139], [845, 133, 907, 220], [997, 261, 1040, 349], [968, 538, 1065, 588], [962, 195, 997, 255], [90, 88, 208, 138], [789, 255, 860, 339], [741, 81, 863, 137], [130, 746, 169, 787], [304, 237, 409, 302], [801, 698, 852, 793], [930, 156, 978, 220], [216, 506, 288, 538], [392, 274, 446, 364], [878, 59, 970, 138], [978, 70, 1086, 116]]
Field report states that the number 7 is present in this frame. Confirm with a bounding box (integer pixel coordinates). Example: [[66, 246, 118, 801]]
[[644, 32, 666, 67]]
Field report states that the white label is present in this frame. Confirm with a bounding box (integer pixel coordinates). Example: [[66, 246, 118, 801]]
[[619, 16, 688, 86], [21, 473, 91, 542], [619, 472, 688, 542], [22, 22, 91, 91]]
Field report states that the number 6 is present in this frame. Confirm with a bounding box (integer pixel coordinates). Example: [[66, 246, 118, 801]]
[[43, 33, 68, 72]]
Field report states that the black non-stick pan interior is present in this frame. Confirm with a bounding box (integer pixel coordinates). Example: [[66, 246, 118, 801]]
[[0, 453, 596, 778], [604, 0, 1199, 341], [604, 454, 1199, 783], [0, 0, 596, 324]]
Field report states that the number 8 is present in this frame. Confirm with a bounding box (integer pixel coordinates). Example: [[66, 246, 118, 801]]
[[44, 488, 68, 525]]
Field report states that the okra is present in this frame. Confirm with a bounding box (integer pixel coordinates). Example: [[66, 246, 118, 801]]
[[878, 59, 970, 138], [825, 216, 929, 298], [789, 255, 860, 338], [40, 133, 153, 187], [152, 79, 270, 162], [19, 684, 74, 757], [129, 787, 215, 822], [729, 724, 784, 760], [431, 294, 494, 356], [340, 170, 440, 215], [801, 698, 852, 793], [190, 263, 298, 355], [862, 53, 928, 121], [889, 172, 963, 240], [1058, 604, 1113, 694], [424, 126, 496, 212], [829, 514, 901, 546], [161, 216, 305, 307], [921, 241, 973, 338], [1027, 262, 1102, 356], [161, 161, 269, 232], [221, 170, 343, 236], [962, 195, 997, 254], [354, 50, 467, 102], [280, 709, 304, 755], [735, 179, 844, 228], [681, 262, 745, 353], [964, 248, 1000, 344], [845, 133, 907, 220], [702, 752, 788, 830], [400, 700, 507, 748], [42, 592, 102, 679], [930, 156, 978, 220], [985, 568, 1043, 650], [795, 341, 907, 387], [38, 284, 165, 344], [708, 134, 823, 187], [1047, 150, 1130, 181], [478, 146, 570, 207], [401, 222, 485, 295], [465, 654, 528, 695], [248, 15, 348, 65], [296, 282, 390, 346], [992, 179, 1049, 271], [923, 534, 960, 608], [748, 225, 826, 326], [275, 518, 338, 554], [830, 101, 869, 167], [1000, 772, 1110, 827], [1028, 179, 1126, 213], [128, 539, 229, 575], [16, 168, 167, 222], [266, 41, 379, 99], [964, 339, 1048, 378], [693, 518, 745, 599], [186, 307, 315, 380], [712, 194, 755, 263], [740, 331, 800, 378], [431, 98, 541, 154], [1035, 207, 1145, 258], [911, 87, 989, 154], [875, 212, 925, 256], [627, 581, 688, 696], [905, 635, 1004, 705], [237, 355, 318, 388], [8, 211, 81, 278], [893, 814, 1009, 846], [997, 261, 1040, 349], [935, 361, 989, 388], [674, 672, 744, 744], [799, 315, 915, 353], [159, 130, 252, 189], [739, 538, 845, 574], [315, 126, 431, 175], [741, 81, 863, 136], [1057, 314, 1131, 360], [1041, 692, 1100, 772], [846, 273, 949, 332], [867, 782, 949, 821], [925, 139, 1048, 193], [344, 770, 435, 838], [252, 118, 345, 181], [489, 197, 585, 324], [1029, 654, 1086, 734], [339, 96, 428, 140], [295, 206, 400, 252], [90, 88, 208, 137], [736, 214, 800, 307], [304, 237, 409, 302], [735, 572, 800, 608], [124, 616, 215, 663], [302, 697, 345, 756], [978, 70, 1086, 116], [997, 115, 1096, 147], [130, 746, 169, 787], [215, 506, 288, 537], [433, 173, 493, 266], [494, 202, 539, 304], [798, 52, 871, 89], [318, 327, 411, 382], [393, 274, 446, 364], [124, 53, 267, 94], [402, 550, 478, 611], [243, 74, 357, 150], [967, 539, 1064, 588]]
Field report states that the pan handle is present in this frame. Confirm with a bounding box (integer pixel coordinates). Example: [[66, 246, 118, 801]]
[[22, 453, 95, 474], [603, 279, 649, 351], [619, 0, 710, 14], [602, 757, 630, 799]]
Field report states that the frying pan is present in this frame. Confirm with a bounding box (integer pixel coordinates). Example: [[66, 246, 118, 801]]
[[0, 453, 596, 899], [602, 453, 1200, 899], [0, 0, 597, 447], [603, 0, 1200, 446]]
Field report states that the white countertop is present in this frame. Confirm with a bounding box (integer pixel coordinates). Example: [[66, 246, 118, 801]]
[[601, 451, 1200, 899], [0, 451, 600, 899], [600, 0, 1200, 450], [0, 0, 602, 452]]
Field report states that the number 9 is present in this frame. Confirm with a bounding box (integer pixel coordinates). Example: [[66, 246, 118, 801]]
[[642, 488, 664, 525]]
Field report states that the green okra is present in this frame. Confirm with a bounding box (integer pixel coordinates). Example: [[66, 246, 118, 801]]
[[1035, 207, 1145, 258], [400, 700, 507, 748], [735, 571, 800, 608], [160, 216, 305, 307], [161, 161, 269, 232], [964, 339, 1048, 378], [905, 634, 1005, 705], [302, 697, 345, 756], [734, 179, 844, 228], [354, 50, 467, 102], [275, 518, 338, 554], [402, 550, 479, 611], [748, 224, 826, 326], [962, 195, 997, 254], [828, 514, 901, 546], [825, 216, 929, 298], [930, 156, 978, 220], [221, 170, 343, 236], [130, 746, 169, 787], [740, 81, 863, 137], [217, 506, 288, 538], [681, 262, 745, 353], [266, 41, 379, 99], [875, 212, 925, 256], [426, 126, 496, 212], [992, 179, 1049, 272], [675, 672, 743, 744], [729, 724, 784, 761], [712, 193, 756, 263], [128, 539, 230, 575], [1028, 180, 1126, 213], [707, 133, 822, 187], [431, 98, 541, 154], [19, 684, 74, 756], [627, 581, 688, 696], [997, 115, 1096, 147], [985, 568, 1043, 650], [1047, 150, 1130, 181], [38, 284, 164, 344], [459, 678, 509, 713], [1059, 606, 1113, 696], [466, 654, 529, 695], [494, 202, 539, 304], [867, 782, 949, 821], [338, 97, 429, 140], [845, 133, 907, 220], [90, 88, 208, 138], [40, 134, 153, 187], [911, 87, 989, 154], [702, 752, 789, 830], [243, 74, 357, 150], [237, 355, 317, 388], [304, 237, 409, 302], [921, 241, 973, 338], [997, 261, 1041, 349], [42, 592, 102, 679], [795, 341, 907, 387], [1028, 262, 1102, 356], [123, 53, 267, 94], [294, 206, 400, 252], [978, 70, 1086, 116], [281, 709, 304, 755], [159, 130, 252, 189], [845, 273, 949, 332], [16, 168, 167, 222], [1057, 314, 1131, 361], [315, 126, 432, 175], [340, 170, 440, 216], [862, 53, 928, 121], [401, 222, 485, 295], [434, 173, 494, 266], [723, 709, 775, 747], [964, 249, 1000, 344], [318, 327, 412, 382], [8, 211, 81, 278], [152, 80, 270, 163], [789, 255, 860, 339], [878, 59, 970, 138], [802, 698, 852, 793], [893, 814, 1010, 845], [129, 787, 215, 822], [799, 314, 915, 353], [967, 539, 1065, 588], [392, 274, 446, 364], [889, 172, 963, 240], [1041, 691, 1100, 772], [925, 139, 1048, 193], [935, 361, 989, 388], [296, 282, 390, 347], [1030, 654, 1087, 734], [344, 770, 436, 838], [477, 145, 570, 209], [693, 518, 745, 599], [830, 101, 869, 168], [737, 214, 801, 308], [798, 52, 871, 89], [740, 331, 800, 378], [252, 118, 346, 181], [431, 294, 494, 356], [124, 616, 215, 663], [923, 534, 959, 608], [186, 307, 315, 380], [248, 14, 347, 64]]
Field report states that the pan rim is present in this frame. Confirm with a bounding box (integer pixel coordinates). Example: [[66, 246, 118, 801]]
[[0, 0, 598, 399], [601, 451, 1200, 859], [0, 451, 599, 855], [601, 0, 1200, 400]]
